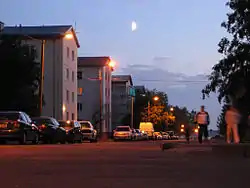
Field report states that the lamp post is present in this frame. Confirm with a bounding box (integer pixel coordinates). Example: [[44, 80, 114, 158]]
[[99, 59, 116, 140], [39, 40, 45, 116]]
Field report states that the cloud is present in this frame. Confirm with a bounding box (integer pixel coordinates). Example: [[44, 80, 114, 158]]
[[117, 64, 221, 130]]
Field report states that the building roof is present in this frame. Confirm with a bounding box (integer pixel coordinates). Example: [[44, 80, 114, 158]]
[[134, 85, 146, 93], [112, 75, 133, 86], [78, 56, 111, 67], [1, 25, 80, 47]]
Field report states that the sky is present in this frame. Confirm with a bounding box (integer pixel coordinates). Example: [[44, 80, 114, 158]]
[[0, 0, 230, 129]]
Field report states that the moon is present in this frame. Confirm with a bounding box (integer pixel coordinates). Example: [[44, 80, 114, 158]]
[[131, 21, 137, 31]]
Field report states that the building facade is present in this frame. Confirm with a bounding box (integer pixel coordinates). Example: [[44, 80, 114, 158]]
[[77, 57, 113, 135], [111, 75, 135, 129], [1, 25, 80, 120]]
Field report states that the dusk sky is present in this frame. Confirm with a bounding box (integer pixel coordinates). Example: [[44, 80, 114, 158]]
[[0, 0, 229, 129]]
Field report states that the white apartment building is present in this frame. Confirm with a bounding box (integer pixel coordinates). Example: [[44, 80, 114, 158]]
[[1, 25, 80, 120], [77, 57, 113, 135]]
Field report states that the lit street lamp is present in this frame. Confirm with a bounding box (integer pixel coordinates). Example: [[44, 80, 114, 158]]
[[170, 107, 174, 112]]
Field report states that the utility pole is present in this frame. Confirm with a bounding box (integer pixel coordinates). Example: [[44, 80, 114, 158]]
[[99, 69, 102, 137], [131, 96, 134, 128], [147, 101, 150, 122], [39, 40, 45, 116]]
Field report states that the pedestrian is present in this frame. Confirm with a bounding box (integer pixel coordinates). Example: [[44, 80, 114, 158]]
[[225, 105, 240, 144], [185, 124, 191, 144], [194, 105, 210, 144]]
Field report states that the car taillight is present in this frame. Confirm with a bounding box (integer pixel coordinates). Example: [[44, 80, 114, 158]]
[[39, 124, 46, 130], [13, 121, 19, 128]]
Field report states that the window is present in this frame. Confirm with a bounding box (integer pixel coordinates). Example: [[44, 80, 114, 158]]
[[66, 90, 69, 102], [72, 113, 75, 120], [66, 68, 69, 79], [78, 88, 83, 96], [77, 103, 82, 111], [67, 47, 69, 58], [72, 92, 75, 103], [77, 71, 82, 80], [72, 50, 75, 61], [72, 71, 75, 82], [66, 112, 69, 120]]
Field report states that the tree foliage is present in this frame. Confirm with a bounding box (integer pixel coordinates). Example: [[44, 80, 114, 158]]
[[134, 88, 172, 129], [202, 0, 250, 139], [203, 0, 250, 104], [0, 36, 40, 116], [141, 105, 175, 125]]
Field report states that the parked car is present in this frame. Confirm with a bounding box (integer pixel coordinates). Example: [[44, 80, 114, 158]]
[[113, 126, 133, 141], [58, 120, 82, 143], [153, 132, 163, 140], [78, 121, 97, 142], [135, 129, 144, 140], [0, 111, 39, 144], [32, 116, 67, 144], [161, 132, 171, 140], [131, 129, 137, 140], [167, 131, 179, 140]]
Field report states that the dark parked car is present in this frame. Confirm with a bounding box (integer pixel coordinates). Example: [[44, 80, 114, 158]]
[[58, 120, 82, 143], [0, 111, 39, 144], [32, 116, 67, 144]]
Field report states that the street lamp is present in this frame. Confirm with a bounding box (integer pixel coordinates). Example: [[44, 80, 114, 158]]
[[180, 128, 184, 132], [181, 124, 184, 128], [99, 58, 116, 140], [170, 107, 174, 112], [64, 33, 73, 39], [194, 128, 198, 133], [153, 96, 159, 101]]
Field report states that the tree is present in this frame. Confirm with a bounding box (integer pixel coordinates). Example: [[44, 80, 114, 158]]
[[0, 36, 40, 116], [202, 0, 250, 140], [134, 88, 173, 129], [169, 106, 195, 132]]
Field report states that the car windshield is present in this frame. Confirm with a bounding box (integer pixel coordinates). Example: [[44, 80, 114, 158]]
[[162, 132, 167, 135], [0, 112, 19, 121], [80, 122, 91, 128], [33, 118, 54, 126], [116, 127, 130, 132], [135, 130, 140, 133], [59, 121, 74, 128]]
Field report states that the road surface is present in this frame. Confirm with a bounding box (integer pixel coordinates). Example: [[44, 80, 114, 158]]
[[0, 141, 249, 188]]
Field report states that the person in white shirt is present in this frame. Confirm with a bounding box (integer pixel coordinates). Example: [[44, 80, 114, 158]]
[[195, 105, 210, 144], [225, 105, 240, 144]]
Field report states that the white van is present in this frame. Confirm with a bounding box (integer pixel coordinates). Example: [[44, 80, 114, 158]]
[[139, 122, 154, 139]]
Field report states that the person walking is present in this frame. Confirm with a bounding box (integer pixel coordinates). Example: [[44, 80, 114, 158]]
[[195, 105, 210, 144], [185, 124, 191, 144], [225, 105, 240, 144]]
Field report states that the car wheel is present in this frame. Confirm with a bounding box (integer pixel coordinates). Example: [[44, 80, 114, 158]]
[[78, 137, 83, 143], [19, 133, 27, 145], [32, 133, 39, 144]]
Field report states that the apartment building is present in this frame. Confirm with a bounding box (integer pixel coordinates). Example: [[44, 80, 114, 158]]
[[112, 75, 135, 129], [134, 85, 146, 95], [0, 21, 4, 31], [77, 57, 113, 135], [1, 24, 80, 120]]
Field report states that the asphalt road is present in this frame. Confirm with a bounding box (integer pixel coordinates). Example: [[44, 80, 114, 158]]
[[0, 141, 249, 188]]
